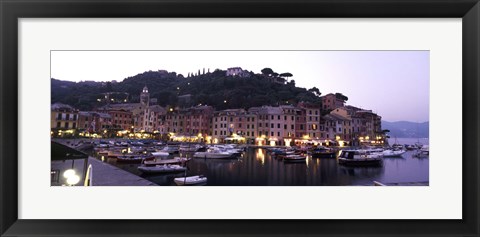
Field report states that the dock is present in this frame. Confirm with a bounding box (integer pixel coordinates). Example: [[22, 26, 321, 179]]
[[87, 157, 157, 186]]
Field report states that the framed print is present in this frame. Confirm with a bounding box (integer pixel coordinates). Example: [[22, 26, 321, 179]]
[[1, 0, 479, 236]]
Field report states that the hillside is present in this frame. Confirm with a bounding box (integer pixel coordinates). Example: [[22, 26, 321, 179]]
[[51, 69, 323, 111], [382, 121, 429, 138]]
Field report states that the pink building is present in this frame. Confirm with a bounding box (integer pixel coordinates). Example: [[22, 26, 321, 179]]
[[321, 93, 346, 111]]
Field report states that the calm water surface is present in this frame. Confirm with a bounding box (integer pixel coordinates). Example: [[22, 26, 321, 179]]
[[104, 138, 429, 186]]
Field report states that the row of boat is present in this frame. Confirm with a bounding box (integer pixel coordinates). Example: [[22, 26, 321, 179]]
[[266, 144, 429, 167]]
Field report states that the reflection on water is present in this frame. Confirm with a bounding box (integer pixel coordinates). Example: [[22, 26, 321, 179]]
[[105, 146, 429, 186]]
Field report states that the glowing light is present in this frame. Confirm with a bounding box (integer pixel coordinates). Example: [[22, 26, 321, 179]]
[[256, 149, 265, 165], [335, 136, 340, 141], [63, 169, 76, 179], [270, 141, 276, 146], [169, 108, 173, 112], [284, 138, 292, 147], [66, 175, 80, 186], [224, 100, 227, 103]]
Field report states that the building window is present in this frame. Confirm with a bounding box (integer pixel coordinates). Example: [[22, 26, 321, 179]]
[[312, 124, 317, 130], [284, 124, 287, 129], [271, 123, 274, 128], [277, 124, 280, 128], [278, 115, 280, 120], [252, 125, 255, 129], [57, 113, 62, 120], [252, 131, 255, 136], [291, 125, 294, 129], [291, 116, 294, 121], [271, 132, 274, 136], [247, 131, 250, 136]]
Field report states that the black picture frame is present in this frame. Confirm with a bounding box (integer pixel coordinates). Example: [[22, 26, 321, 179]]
[[1, 0, 479, 236]]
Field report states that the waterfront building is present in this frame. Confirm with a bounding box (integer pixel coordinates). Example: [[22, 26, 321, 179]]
[[183, 105, 214, 137], [328, 105, 383, 145], [249, 106, 294, 146], [212, 109, 247, 143], [165, 105, 214, 142], [321, 93, 346, 111], [298, 102, 321, 139], [95, 108, 133, 131], [77, 111, 112, 133], [321, 113, 350, 146], [51, 103, 78, 130]]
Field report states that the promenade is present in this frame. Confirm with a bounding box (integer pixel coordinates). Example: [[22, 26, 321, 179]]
[[87, 157, 156, 186]]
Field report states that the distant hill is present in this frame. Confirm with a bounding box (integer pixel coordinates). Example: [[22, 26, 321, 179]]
[[51, 69, 324, 111], [382, 121, 429, 138]]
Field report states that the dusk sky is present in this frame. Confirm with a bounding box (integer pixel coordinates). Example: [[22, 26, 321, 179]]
[[51, 51, 429, 122]]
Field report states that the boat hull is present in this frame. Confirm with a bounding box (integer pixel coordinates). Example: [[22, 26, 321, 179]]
[[174, 176, 207, 185], [338, 158, 383, 167], [138, 165, 186, 174]]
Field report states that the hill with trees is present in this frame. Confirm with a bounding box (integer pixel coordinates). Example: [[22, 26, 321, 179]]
[[51, 68, 323, 111]]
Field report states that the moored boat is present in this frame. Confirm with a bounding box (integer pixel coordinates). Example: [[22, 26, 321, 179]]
[[338, 149, 383, 166], [311, 146, 336, 158], [138, 164, 186, 174], [283, 154, 307, 162], [413, 145, 429, 158], [174, 175, 207, 185], [193, 147, 235, 159], [116, 155, 155, 164], [382, 149, 406, 157]]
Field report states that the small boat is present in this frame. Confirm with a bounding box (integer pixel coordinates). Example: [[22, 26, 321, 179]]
[[174, 175, 207, 185], [193, 147, 234, 159], [283, 154, 306, 162], [405, 144, 417, 150], [116, 155, 154, 164], [382, 149, 406, 157], [179, 144, 204, 152], [138, 164, 186, 174], [151, 151, 170, 158], [311, 146, 336, 158], [160, 146, 179, 154], [338, 149, 383, 166], [413, 145, 429, 158]]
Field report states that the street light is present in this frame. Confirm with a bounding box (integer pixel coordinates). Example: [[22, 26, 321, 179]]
[[63, 169, 80, 186]]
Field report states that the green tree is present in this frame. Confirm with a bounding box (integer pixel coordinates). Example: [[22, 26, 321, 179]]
[[261, 68, 274, 76]]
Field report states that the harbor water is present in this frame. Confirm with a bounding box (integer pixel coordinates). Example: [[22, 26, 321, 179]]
[[98, 138, 429, 186]]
